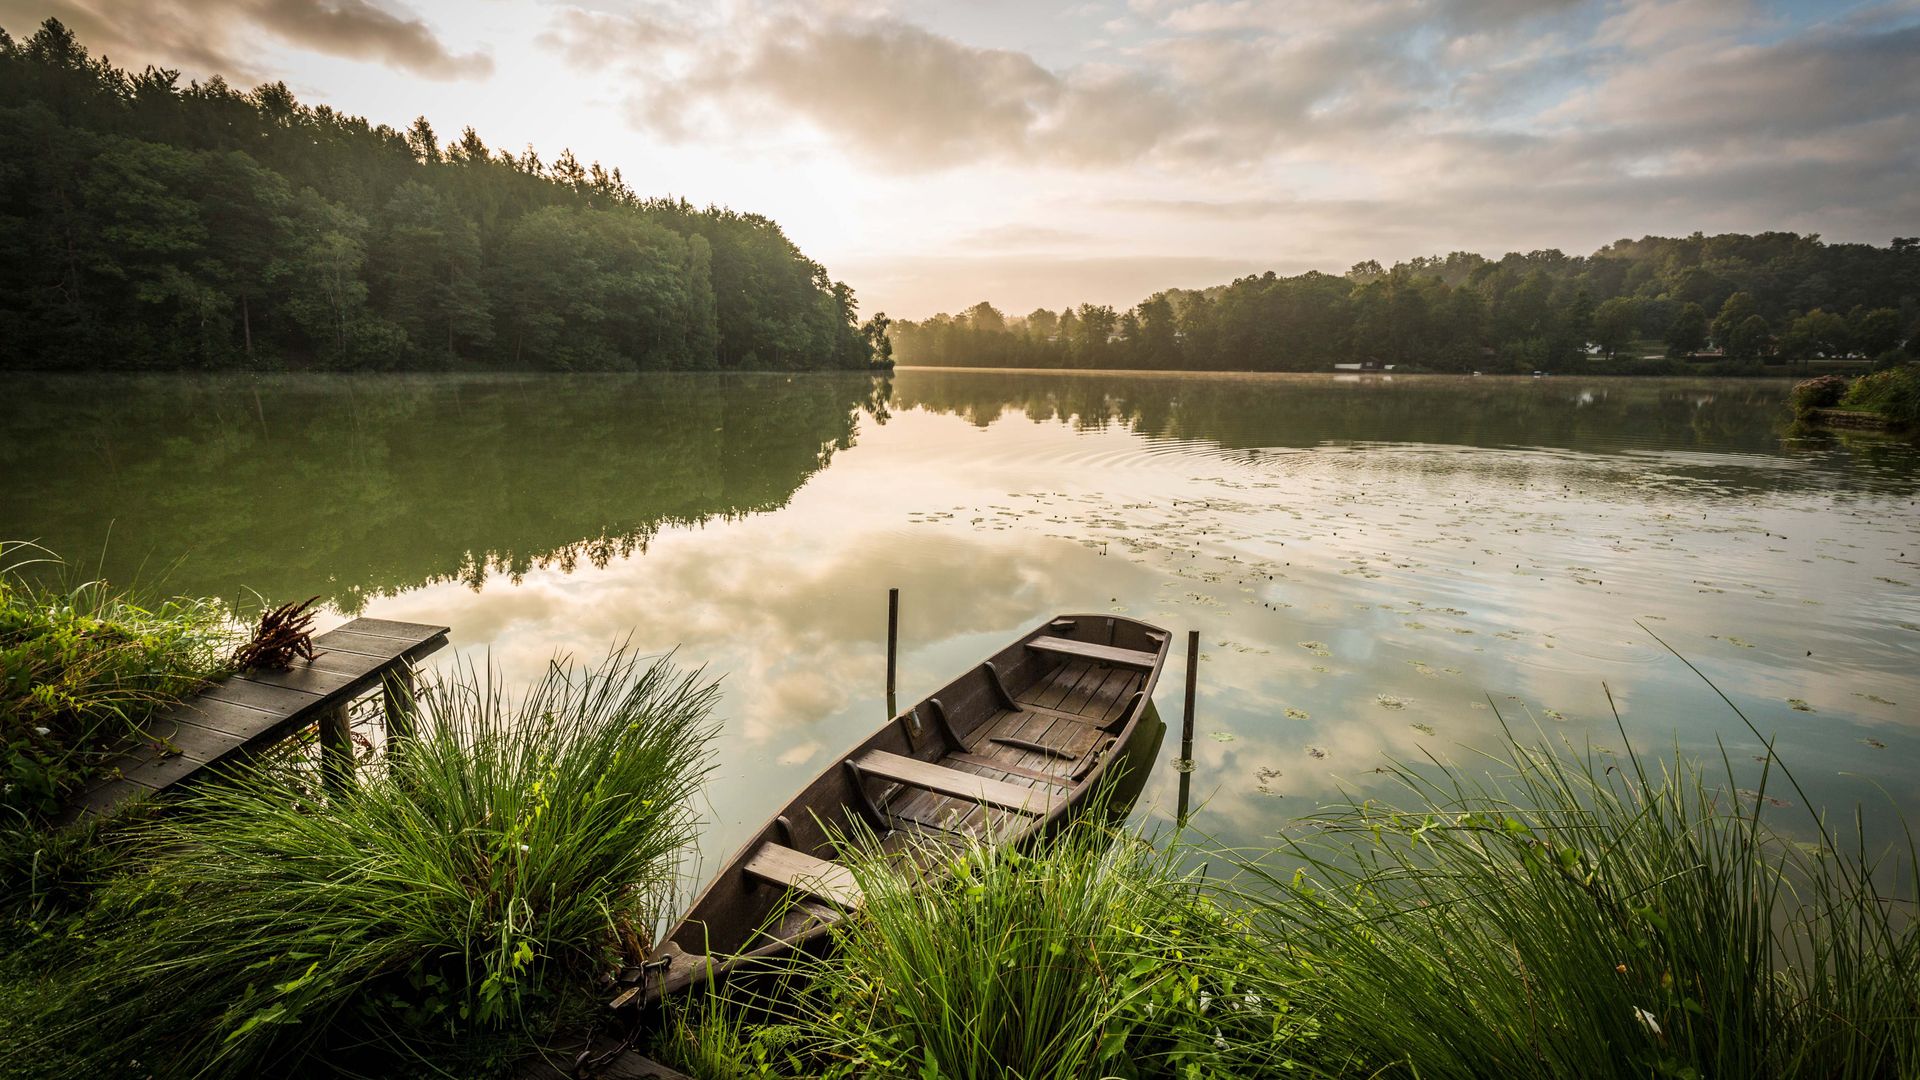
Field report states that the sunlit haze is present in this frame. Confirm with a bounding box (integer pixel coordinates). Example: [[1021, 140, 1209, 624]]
[[7, 0, 1916, 317]]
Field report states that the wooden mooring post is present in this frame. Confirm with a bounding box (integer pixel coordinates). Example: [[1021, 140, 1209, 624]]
[[319, 703, 353, 795], [885, 587, 900, 718], [1177, 629, 1198, 827]]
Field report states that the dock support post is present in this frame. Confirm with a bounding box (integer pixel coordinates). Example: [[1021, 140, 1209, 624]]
[[1177, 630, 1198, 828], [320, 703, 352, 796], [886, 587, 899, 718], [382, 660, 417, 750]]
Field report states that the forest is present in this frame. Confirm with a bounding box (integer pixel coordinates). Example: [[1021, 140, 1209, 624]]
[[891, 234, 1920, 373], [0, 20, 882, 372]]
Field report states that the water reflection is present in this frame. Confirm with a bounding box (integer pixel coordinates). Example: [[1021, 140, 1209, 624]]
[[1, 373, 881, 609], [3, 370, 1916, 868]]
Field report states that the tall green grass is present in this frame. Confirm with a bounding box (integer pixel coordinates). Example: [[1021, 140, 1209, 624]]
[[658, 726, 1914, 1080], [24, 645, 719, 1078], [659, 812, 1304, 1080], [1224, 711, 1919, 1079], [0, 540, 236, 816]]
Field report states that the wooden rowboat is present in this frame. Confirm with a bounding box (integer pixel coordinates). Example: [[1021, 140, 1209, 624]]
[[619, 613, 1171, 1008]]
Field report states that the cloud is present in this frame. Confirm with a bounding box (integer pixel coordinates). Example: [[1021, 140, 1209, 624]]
[[1, 0, 491, 83]]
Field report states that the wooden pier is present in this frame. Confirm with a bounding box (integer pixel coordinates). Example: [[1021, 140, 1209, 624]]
[[63, 616, 449, 821]]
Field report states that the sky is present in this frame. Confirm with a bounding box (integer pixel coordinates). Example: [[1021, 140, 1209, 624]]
[[7, 0, 1916, 318]]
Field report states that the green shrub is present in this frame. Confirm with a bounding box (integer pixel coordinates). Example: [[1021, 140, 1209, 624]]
[[26, 645, 719, 1078], [1839, 363, 1920, 427], [0, 542, 235, 816], [1789, 373, 1851, 415]]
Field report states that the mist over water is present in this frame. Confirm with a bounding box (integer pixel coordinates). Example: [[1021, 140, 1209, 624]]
[[6, 370, 1916, 872]]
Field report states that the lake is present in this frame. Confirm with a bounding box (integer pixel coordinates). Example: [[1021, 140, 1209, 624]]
[[5, 370, 1916, 868]]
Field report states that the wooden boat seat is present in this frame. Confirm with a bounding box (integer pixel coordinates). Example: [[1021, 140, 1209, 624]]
[[741, 843, 863, 909], [851, 750, 1059, 815], [1025, 636, 1158, 671]]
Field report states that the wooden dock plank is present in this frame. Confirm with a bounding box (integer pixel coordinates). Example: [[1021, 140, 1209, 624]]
[[331, 617, 446, 641], [199, 676, 325, 715], [241, 661, 381, 698], [313, 626, 448, 660], [139, 696, 281, 741], [64, 616, 449, 823]]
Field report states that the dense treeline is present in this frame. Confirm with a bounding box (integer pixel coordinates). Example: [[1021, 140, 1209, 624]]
[[894, 234, 1920, 373], [0, 20, 882, 372]]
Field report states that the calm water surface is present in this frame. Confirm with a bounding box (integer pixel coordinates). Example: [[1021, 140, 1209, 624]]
[[5, 370, 1917, 871]]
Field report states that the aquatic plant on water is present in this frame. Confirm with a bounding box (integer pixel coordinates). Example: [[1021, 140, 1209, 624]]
[[26, 645, 718, 1078]]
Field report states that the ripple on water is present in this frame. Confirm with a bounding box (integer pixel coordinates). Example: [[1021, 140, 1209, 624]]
[[1528, 624, 1666, 666]]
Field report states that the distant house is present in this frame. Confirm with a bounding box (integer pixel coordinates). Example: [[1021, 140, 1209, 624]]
[[1333, 361, 1394, 371]]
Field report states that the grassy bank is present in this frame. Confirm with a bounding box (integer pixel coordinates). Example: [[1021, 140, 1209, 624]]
[[1, 646, 720, 1079], [656, 725, 1916, 1080], [1791, 364, 1920, 430], [0, 541, 236, 817]]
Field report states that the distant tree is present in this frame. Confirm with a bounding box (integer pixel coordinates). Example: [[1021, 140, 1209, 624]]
[[404, 116, 439, 164], [963, 301, 1006, 334], [1727, 315, 1772, 362], [1554, 288, 1594, 364], [369, 182, 490, 363], [861, 311, 892, 366], [1590, 297, 1639, 358], [1779, 309, 1849, 368], [1665, 302, 1708, 357], [1135, 295, 1178, 368], [1851, 307, 1903, 357], [447, 126, 488, 166], [1711, 291, 1757, 347]]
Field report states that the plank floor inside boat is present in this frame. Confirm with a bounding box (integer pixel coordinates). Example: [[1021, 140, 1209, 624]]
[[882, 659, 1144, 837]]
